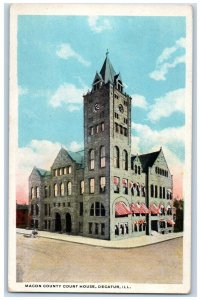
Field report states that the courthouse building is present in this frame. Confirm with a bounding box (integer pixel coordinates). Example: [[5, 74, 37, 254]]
[[28, 53, 174, 240]]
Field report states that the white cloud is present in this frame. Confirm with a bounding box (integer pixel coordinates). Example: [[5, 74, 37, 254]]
[[132, 122, 185, 154], [88, 16, 112, 33], [16, 139, 83, 204], [131, 94, 148, 109], [18, 85, 29, 96], [131, 123, 184, 198], [147, 88, 185, 122], [149, 37, 186, 81], [49, 82, 88, 111], [56, 43, 90, 66]]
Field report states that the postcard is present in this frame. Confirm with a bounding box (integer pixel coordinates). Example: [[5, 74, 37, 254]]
[[9, 3, 192, 294]]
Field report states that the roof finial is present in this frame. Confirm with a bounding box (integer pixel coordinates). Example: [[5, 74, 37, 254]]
[[106, 49, 109, 57]]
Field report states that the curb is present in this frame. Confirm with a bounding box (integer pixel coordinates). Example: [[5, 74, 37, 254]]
[[17, 230, 183, 249]]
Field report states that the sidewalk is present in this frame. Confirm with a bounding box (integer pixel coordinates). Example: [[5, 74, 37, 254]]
[[16, 228, 183, 248]]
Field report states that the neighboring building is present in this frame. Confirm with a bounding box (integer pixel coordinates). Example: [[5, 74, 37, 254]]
[[16, 204, 29, 228], [28, 53, 174, 240]]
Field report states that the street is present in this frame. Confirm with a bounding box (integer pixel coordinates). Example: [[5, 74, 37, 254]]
[[16, 234, 183, 284]]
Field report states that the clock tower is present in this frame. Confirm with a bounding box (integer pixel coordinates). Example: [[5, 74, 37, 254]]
[[83, 52, 132, 240]]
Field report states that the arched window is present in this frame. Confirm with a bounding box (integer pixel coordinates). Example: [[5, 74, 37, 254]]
[[159, 186, 162, 198], [80, 180, 84, 195], [150, 184, 154, 197], [67, 181, 72, 196], [44, 186, 48, 198], [36, 187, 40, 198], [90, 202, 105, 216], [114, 146, 119, 168], [122, 150, 128, 170], [89, 149, 95, 170], [155, 185, 158, 198], [138, 166, 141, 175], [100, 146, 106, 168], [31, 187, 34, 199], [135, 165, 137, 174], [60, 183, 65, 196], [54, 184, 58, 197]]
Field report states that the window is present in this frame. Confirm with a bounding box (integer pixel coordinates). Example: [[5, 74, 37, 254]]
[[114, 146, 120, 168], [59, 168, 63, 176], [135, 165, 137, 174], [89, 223, 93, 234], [89, 178, 95, 194], [122, 150, 128, 170], [138, 166, 141, 175], [155, 167, 158, 174], [124, 128, 128, 137], [89, 149, 95, 170], [90, 202, 105, 216], [155, 185, 158, 198], [113, 176, 120, 193], [54, 184, 58, 197], [89, 126, 94, 136], [60, 183, 65, 196], [79, 202, 83, 216], [114, 112, 119, 119], [53, 169, 57, 176], [68, 166, 72, 174], [159, 186, 162, 199], [115, 122, 119, 133], [44, 186, 48, 198], [80, 180, 84, 195], [95, 223, 99, 235], [44, 220, 47, 230], [31, 187, 34, 199], [44, 204, 48, 216], [163, 187, 166, 199], [36, 187, 40, 198], [122, 179, 128, 194], [120, 125, 123, 134], [100, 176, 106, 193], [150, 184, 154, 197], [101, 122, 105, 131], [35, 204, 39, 215], [67, 181, 72, 195], [101, 223, 105, 235], [100, 146, 106, 168], [96, 124, 99, 134]]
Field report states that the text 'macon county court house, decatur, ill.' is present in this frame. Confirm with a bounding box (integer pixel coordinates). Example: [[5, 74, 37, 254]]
[[28, 52, 175, 240]]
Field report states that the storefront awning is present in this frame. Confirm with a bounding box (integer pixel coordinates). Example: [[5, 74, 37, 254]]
[[149, 204, 160, 214], [115, 202, 132, 216], [167, 219, 175, 225], [140, 203, 149, 214], [130, 203, 141, 214]]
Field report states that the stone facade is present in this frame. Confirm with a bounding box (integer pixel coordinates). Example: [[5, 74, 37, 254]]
[[28, 54, 174, 240]]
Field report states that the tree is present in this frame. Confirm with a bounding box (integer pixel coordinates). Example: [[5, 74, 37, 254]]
[[173, 199, 184, 232]]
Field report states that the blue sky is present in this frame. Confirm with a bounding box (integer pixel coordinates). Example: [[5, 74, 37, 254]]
[[17, 15, 186, 199]]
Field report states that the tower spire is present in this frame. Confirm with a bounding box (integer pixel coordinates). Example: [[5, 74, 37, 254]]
[[106, 49, 109, 57]]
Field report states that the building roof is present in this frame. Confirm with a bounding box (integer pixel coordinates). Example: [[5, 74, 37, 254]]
[[35, 168, 51, 177], [139, 150, 160, 172], [68, 150, 84, 167], [99, 54, 116, 84]]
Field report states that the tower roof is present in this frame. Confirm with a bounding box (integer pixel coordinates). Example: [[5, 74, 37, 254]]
[[99, 52, 116, 84]]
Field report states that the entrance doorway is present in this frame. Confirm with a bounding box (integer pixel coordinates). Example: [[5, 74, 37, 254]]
[[151, 220, 158, 231], [55, 213, 61, 232], [65, 213, 72, 233]]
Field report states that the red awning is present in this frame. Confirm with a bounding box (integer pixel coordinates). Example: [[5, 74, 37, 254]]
[[131, 203, 149, 214], [130, 203, 141, 214], [113, 177, 119, 185], [115, 202, 132, 216], [167, 219, 175, 225], [149, 204, 160, 214], [133, 220, 146, 225], [140, 203, 149, 214]]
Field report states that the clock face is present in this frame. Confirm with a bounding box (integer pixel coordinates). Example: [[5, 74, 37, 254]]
[[94, 103, 100, 112], [118, 104, 124, 113]]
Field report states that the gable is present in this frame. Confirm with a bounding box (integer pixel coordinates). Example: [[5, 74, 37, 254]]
[[51, 148, 75, 169], [152, 150, 171, 173]]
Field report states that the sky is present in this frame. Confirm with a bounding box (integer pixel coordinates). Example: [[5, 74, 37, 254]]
[[17, 15, 186, 203]]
